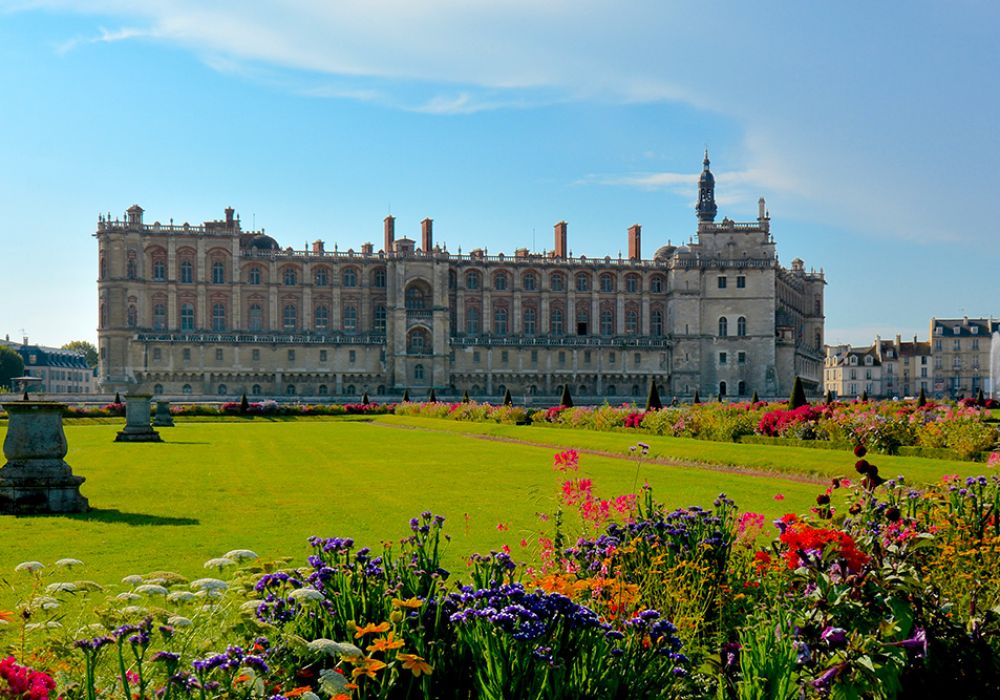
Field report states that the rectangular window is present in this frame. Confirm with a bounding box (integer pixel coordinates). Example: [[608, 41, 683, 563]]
[[501, 350, 509, 363], [634, 353, 641, 366], [584, 350, 591, 364], [349, 350, 356, 363], [152, 348, 161, 361], [252, 349, 260, 361], [609, 351, 616, 364], [719, 352, 727, 365], [320, 350, 328, 362], [530, 350, 538, 364], [738, 351, 746, 364], [953, 339, 961, 351], [934, 340, 942, 352], [215, 349, 223, 361], [717, 276, 727, 289], [473, 351, 480, 363], [558, 351, 566, 365], [736, 276, 746, 288], [182, 348, 191, 362], [288, 350, 295, 362]]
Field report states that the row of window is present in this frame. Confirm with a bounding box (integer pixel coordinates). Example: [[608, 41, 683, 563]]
[[933, 339, 981, 351], [716, 276, 747, 289], [156, 380, 654, 398]]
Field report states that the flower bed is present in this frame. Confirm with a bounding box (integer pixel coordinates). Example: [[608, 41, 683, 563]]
[[6, 447, 1000, 698]]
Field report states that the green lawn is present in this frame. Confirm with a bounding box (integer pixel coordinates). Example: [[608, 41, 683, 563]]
[[0, 417, 986, 599]]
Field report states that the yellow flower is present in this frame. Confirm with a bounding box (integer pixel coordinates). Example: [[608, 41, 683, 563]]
[[354, 621, 391, 638], [367, 630, 405, 653], [351, 657, 387, 679], [397, 653, 433, 677], [392, 597, 423, 609]]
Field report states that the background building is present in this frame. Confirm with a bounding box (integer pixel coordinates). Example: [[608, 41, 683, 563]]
[[824, 335, 932, 399], [1, 337, 95, 395], [930, 317, 997, 398], [96, 155, 825, 402]]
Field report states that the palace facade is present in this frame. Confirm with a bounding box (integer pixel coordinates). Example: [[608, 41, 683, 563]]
[[96, 155, 825, 402]]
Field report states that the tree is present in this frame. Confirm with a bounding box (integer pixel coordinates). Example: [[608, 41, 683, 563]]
[[859, 389, 869, 402], [361, 391, 370, 405], [824, 389, 833, 405], [0, 346, 24, 392], [750, 390, 760, 404], [401, 388, 410, 402], [502, 388, 513, 406], [917, 387, 927, 407], [62, 340, 98, 368], [976, 387, 985, 406], [239, 392, 249, 414], [788, 376, 808, 410], [559, 384, 573, 408], [427, 388, 437, 402], [645, 379, 662, 411], [692, 389, 701, 404], [461, 389, 470, 403]]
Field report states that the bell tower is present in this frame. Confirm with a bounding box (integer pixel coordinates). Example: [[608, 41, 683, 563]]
[[696, 150, 717, 223]]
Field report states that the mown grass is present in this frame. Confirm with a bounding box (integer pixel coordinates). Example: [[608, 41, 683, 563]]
[[0, 419, 834, 602]]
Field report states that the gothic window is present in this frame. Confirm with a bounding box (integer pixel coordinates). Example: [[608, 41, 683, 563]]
[[737, 316, 747, 337], [494, 307, 508, 335], [127, 252, 137, 280], [315, 268, 329, 287], [625, 309, 638, 334], [522, 272, 537, 291], [551, 308, 564, 336], [575, 273, 590, 292], [180, 261, 193, 284], [212, 303, 226, 331], [283, 268, 297, 286], [718, 317, 728, 337], [373, 268, 387, 288], [154, 384, 163, 395], [343, 268, 358, 287], [343, 306, 358, 332], [212, 261, 225, 284], [405, 285, 428, 310], [182, 384, 192, 395], [283, 304, 297, 330], [287, 385, 296, 396], [651, 309, 664, 337], [153, 304, 166, 330], [466, 307, 480, 335], [248, 266, 262, 285], [466, 270, 481, 290], [252, 384, 261, 396], [248, 304, 263, 331], [100, 256, 107, 280], [599, 273, 614, 293], [218, 384, 228, 396], [318, 384, 328, 395], [523, 307, 537, 336], [374, 305, 387, 332], [550, 272, 565, 291], [494, 272, 508, 291], [180, 303, 195, 331], [314, 305, 329, 330]]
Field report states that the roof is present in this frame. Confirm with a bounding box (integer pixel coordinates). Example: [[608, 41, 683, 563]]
[[0, 341, 91, 370], [932, 318, 998, 337]]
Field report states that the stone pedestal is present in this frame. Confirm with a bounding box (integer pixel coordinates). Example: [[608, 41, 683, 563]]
[[0, 402, 89, 514], [115, 394, 162, 442], [152, 400, 175, 427]]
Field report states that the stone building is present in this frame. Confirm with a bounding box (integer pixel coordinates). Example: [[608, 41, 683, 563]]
[[95, 154, 826, 402], [929, 317, 997, 398], [1, 338, 95, 395], [824, 335, 932, 399]]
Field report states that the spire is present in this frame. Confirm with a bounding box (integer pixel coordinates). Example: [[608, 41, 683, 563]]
[[696, 150, 717, 222]]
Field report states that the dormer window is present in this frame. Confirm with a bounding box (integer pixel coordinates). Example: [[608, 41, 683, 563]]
[[953, 326, 961, 335], [865, 356, 873, 366], [971, 326, 979, 334], [935, 326, 943, 335], [850, 356, 857, 365]]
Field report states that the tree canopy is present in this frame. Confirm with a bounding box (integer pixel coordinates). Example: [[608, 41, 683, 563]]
[[0, 346, 25, 391], [62, 340, 98, 368]]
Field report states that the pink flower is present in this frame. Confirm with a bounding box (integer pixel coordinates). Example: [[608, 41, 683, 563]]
[[773, 493, 785, 501], [553, 449, 580, 472], [496, 522, 509, 531]]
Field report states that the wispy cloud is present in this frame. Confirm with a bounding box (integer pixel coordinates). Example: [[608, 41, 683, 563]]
[[55, 24, 151, 54]]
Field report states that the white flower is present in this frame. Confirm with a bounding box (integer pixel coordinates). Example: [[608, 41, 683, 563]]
[[166, 591, 196, 603], [31, 596, 60, 610], [46, 582, 77, 593], [300, 693, 320, 700], [121, 574, 143, 586], [190, 578, 228, 592], [200, 603, 219, 612], [117, 592, 142, 601], [288, 588, 325, 603], [121, 605, 147, 615], [55, 558, 84, 568], [167, 615, 192, 627], [73, 580, 104, 592], [77, 623, 107, 635], [25, 621, 62, 631], [194, 589, 223, 599], [204, 557, 236, 570], [240, 600, 263, 613], [15, 561, 44, 573], [223, 549, 259, 562], [307, 639, 362, 657], [134, 584, 169, 596]]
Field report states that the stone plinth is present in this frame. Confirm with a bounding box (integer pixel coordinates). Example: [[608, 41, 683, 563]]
[[0, 402, 89, 514], [152, 401, 175, 427], [115, 394, 162, 442]]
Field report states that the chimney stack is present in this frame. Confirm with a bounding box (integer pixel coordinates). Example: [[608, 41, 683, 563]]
[[361, 242, 374, 255], [627, 224, 641, 261], [312, 240, 325, 254], [225, 207, 235, 228], [554, 221, 568, 259], [384, 215, 395, 253], [421, 218, 433, 252]]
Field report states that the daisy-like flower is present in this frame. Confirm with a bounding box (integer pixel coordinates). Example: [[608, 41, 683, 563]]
[[351, 657, 387, 680], [223, 549, 259, 562], [55, 558, 84, 568], [353, 622, 390, 638], [391, 597, 423, 609], [15, 561, 44, 573], [397, 653, 433, 677], [366, 630, 404, 653]]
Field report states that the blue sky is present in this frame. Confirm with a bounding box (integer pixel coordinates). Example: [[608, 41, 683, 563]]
[[2, 1, 997, 348]]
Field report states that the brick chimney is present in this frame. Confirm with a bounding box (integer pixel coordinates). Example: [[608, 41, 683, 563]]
[[628, 224, 641, 261], [421, 218, 433, 252], [312, 240, 325, 254], [361, 242, 374, 255], [384, 215, 395, 253], [225, 207, 235, 228], [554, 221, 568, 259]]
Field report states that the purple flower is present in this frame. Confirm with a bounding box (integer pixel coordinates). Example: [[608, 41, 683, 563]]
[[811, 663, 847, 690], [820, 627, 848, 647]]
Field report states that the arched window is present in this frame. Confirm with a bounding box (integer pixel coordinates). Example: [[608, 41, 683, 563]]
[[405, 285, 427, 310], [466, 271, 480, 289], [180, 303, 195, 331], [248, 304, 263, 331], [719, 381, 728, 397], [343, 306, 358, 332], [344, 384, 356, 396], [217, 384, 227, 396], [600, 309, 613, 336], [182, 384, 192, 395], [551, 308, 564, 336], [100, 256, 107, 280], [154, 384, 163, 395], [738, 380, 746, 395], [575, 273, 590, 292], [494, 272, 508, 290], [523, 307, 536, 336], [625, 309, 638, 334], [248, 266, 262, 285], [180, 261, 193, 284], [408, 329, 430, 354], [494, 307, 508, 335], [650, 309, 663, 337], [497, 384, 507, 397], [315, 268, 329, 287], [466, 307, 480, 335], [737, 316, 747, 337], [718, 317, 728, 337], [606, 385, 616, 396], [283, 304, 297, 330], [523, 272, 537, 291], [372, 268, 387, 288], [374, 305, 387, 332], [550, 273, 565, 291], [127, 304, 138, 328], [414, 364, 425, 380], [625, 274, 639, 293], [650, 276, 664, 293], [100, 303, 107, 328], [318, 384, 328, 395], [212, 303, 226, 331], [576, 308, 589, 336], [152, 260, 166, 281], [251, 384, 262, 396], [599, 273, 614, 292], [343, 268, 358, 288], [127, 254, 137, 280], [286, 384, 296, 396], [283, 268, 297, 286], [314, 305, 329, 329], [212, 261, 225, 284], [631, 384, 640, 396]]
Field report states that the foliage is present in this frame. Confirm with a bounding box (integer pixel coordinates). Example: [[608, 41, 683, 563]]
[[61, 340, 99, 369], [0, 346, 25, 391]]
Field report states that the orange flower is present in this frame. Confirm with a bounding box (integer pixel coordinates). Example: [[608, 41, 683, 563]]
[[353, 622, 391, 638], [0, 611, 13, 622], [333, 695, 351, 700], [367, 630, 405, 653], [285, 687, 313, 698], [391, 597, 423, 609], [397, 653, 433, 677], [351, 657, 387, 680]]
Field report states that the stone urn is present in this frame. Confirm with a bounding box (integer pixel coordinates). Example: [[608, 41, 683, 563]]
[[152, 400, 175, 427], [0, 401, 89, 513], [115, 394, 162, 442]]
